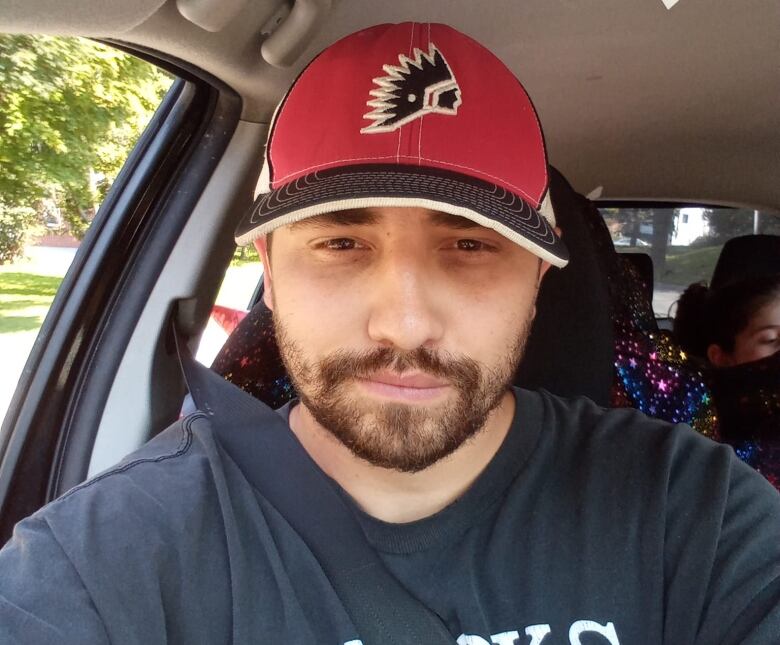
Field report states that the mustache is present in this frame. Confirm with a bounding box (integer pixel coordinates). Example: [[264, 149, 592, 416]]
[[317, 346, 481, 392]]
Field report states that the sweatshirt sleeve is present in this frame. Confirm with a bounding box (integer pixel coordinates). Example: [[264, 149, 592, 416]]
[[699, 455, 780, 644], [0, 514, 110, 645], [663, 427, 780, 644]]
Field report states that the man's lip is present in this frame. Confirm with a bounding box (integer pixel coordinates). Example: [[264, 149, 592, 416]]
[[361, 371, 449, 389], [356, 372, 451, 403]]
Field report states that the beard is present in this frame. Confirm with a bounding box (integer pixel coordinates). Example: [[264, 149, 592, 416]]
[[273, 313, 532, 473]]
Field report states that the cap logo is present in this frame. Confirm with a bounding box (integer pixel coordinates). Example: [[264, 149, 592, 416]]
[[361, 43, 462, 134]]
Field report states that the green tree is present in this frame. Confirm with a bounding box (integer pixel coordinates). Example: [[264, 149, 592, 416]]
[[704, 209, 780, 241], [0, 35, 171, 243], [0, 200, 38, 264]]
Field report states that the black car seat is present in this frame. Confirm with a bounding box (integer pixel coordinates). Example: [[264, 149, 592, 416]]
[[513, 168, 614, 403]]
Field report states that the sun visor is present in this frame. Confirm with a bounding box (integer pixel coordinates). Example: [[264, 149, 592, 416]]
[[0, 0, 167, 36]]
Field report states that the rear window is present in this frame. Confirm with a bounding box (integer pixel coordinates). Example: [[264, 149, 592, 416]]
[[597, 206, 780, 318]]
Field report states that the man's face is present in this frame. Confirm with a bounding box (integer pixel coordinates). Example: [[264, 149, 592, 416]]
[[258, 207, 551, 472]]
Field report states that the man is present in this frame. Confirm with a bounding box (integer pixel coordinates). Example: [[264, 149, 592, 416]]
[[1, 22, 778, 645]]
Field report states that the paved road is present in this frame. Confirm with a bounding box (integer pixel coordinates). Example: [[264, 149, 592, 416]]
[[653, 282, 684, 319]]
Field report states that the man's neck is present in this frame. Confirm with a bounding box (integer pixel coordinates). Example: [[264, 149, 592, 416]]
[[287, 391, 516, 523]]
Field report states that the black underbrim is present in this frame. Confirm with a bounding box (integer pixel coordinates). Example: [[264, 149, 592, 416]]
[[235, 165, 569, 267]]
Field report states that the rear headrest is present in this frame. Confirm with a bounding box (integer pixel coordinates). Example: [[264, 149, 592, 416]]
[[621, 253, 654, 303], [711, 234, 780, 288], [513, 168, 614, 405]]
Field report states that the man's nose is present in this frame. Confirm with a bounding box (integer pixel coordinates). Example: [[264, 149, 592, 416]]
[[366, 252, 445, 351]]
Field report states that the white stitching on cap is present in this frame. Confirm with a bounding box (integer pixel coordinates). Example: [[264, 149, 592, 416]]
[[396, 22, 415, 163], [417, 23, 430, 166], [519, 85, 548, 203], [257, 169, 556, 238], [237, 196, 568, 268], [417, 113, 424, 166], [273, 156, 402, 185], [272, 156, 541, 203], [419, 157, 538, 204]]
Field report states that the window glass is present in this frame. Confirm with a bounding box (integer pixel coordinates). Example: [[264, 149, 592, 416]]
[[0, 35, 173, 422], [195, 246, 264, 366], [598, 206, 780, 318]]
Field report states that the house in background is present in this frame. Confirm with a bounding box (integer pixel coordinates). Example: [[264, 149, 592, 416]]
[[670, 207, 709, 246]]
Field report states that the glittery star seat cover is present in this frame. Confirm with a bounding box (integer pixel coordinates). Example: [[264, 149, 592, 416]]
[[601, 237, 779, 490]]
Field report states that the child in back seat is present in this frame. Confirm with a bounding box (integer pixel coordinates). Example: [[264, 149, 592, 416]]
[[673, 235, 780, 487]]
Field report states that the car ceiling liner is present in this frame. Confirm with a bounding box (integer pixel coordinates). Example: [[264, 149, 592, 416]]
[[0, 0, 167, 35], [177, 0, 331, 67]]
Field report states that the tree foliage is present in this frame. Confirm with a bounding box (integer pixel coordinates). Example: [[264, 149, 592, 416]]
[[0, 200, 38, 264], [0, 35, 171, 247], [704, 209, 780, 241]]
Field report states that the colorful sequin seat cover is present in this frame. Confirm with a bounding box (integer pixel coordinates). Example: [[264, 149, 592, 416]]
[[585, 214, 780, 489], [211, 301, 295, 410]]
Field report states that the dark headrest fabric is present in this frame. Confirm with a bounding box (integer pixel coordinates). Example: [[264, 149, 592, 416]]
[[711, 234, 780, 289], [514, 168, 614, 405]]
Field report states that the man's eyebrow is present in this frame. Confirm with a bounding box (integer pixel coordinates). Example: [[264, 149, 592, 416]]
[[428, 211, 483, 229], [289, 210, 381, 230]]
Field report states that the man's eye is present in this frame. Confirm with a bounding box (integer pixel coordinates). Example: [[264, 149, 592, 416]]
[[456, 239, 488, 251], [322, 238, 360, 250]]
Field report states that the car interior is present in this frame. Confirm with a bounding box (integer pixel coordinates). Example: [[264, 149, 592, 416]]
[[0, 0, 778, 541]]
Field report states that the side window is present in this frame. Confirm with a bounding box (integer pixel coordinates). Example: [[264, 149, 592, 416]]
[[598, 206, 780, 318], [0, 35, 173, 424], [196, 244, 264, 366]]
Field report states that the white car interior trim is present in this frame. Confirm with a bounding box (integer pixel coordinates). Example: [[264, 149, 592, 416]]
[[88, 120, 268, 476]]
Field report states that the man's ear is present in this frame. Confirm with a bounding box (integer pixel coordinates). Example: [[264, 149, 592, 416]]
[[253, 237, 274, 310], [537, 225, 562, 285], [707, 343, 733, 368]]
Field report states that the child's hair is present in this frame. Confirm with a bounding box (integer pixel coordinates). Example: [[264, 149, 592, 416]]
[[673, 275, 780, 359]]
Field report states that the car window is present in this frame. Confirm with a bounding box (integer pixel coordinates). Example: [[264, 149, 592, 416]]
[[0, 34, 173, 424], [598, 206, 780, 318], [195, 244, 264, 366]]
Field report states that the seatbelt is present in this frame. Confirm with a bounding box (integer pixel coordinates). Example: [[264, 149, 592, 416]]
[[172, 322, 455, 645]]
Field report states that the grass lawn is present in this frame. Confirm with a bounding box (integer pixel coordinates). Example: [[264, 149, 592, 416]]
[[0, 271, 63, 334], [660, 244, 722, 286]]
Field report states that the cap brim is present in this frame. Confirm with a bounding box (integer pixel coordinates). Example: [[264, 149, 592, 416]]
[[235, 165, 569, 268]]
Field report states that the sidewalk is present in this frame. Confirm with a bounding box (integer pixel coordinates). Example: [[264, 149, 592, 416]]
[[653, 282, 683, 318]]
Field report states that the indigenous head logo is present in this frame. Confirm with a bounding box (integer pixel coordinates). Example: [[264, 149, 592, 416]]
[[361, 44, 462, 134]]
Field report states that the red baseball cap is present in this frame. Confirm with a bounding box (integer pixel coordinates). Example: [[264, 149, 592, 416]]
[[235, 22, 569, 268]]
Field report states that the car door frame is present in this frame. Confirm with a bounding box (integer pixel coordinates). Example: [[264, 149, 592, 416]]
[[0, 42, 243, 543]]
